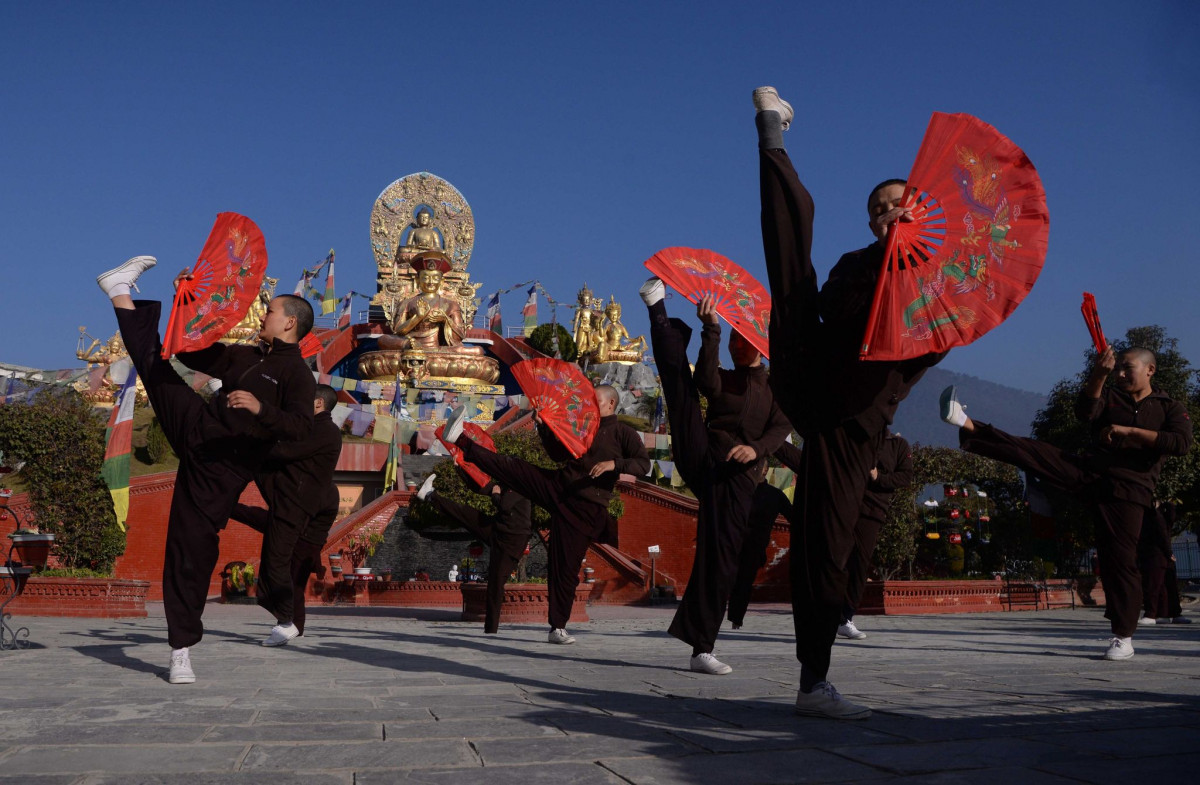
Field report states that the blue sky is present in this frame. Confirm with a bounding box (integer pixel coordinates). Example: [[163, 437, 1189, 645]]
[[3, 1, 1197, 394]]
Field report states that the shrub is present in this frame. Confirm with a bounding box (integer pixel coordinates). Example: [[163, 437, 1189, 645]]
[[0, 387, 125, 572], [145, 415, 173, 464]]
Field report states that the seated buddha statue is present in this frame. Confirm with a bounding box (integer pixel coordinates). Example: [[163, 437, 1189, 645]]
[[594, 297, 646, 364], [393, 207, 444, 271], [364, 251, 499, 384]]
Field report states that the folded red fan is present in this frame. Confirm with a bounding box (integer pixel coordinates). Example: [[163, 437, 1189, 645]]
[[435, 421, 495, 488], [1081, 292, 1106, 354]]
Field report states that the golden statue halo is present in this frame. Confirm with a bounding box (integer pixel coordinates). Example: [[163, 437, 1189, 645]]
[[370, 172, 475, 271]]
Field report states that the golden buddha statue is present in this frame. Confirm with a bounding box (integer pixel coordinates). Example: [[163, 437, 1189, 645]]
[[594, 297, 647, 364], [361, 251, 499, 384], [74, 327, 147, 405], [572, 285, 602, 358], [223, 276, 278, 344], [405, 207, 443, 252]]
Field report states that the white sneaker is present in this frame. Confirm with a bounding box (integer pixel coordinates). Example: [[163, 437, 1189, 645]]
[[263, 623, 300, 647], [1138, 616, 1157, 626], [416, 473, 437, 501], [639, 277, 666, 307], [690, 652, 733, 675], [837, 621, 867, 640], [168, 647, 195, 684], [1103, 636, 1134, 660], [547, 628, 576, 645], [443, 405, 467, 444], [752, 86, 794, 130], [940, 385, 968, 427], [97, 255, 157, 299], [794, 681, 871, 720]]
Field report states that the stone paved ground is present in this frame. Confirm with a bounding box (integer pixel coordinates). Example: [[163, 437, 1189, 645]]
[[1, 602, 1197, 783]]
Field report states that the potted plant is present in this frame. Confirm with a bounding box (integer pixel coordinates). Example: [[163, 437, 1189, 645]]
[[344, 528, 384, 570], [220, 561, 256, 602], [328, 551, 343, 577], [7, 526, 55, 570]]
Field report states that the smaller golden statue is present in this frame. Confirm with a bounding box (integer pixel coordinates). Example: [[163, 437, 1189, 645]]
[[572, 285, 603, 358], [74, 327, 146, 405], [594, 297, 646, 364], [404, 207, 443, 252]]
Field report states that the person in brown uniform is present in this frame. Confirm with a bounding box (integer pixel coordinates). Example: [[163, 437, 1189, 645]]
[[941, 345, 1193, 659], [640, 284, 791, 673], [415, 472, 533, 634], [838, 431, 912, 640], [440, 385, 650, 644], [231, 383, 343, 646], [753, 85, 945, 719], [95, 256, 315, 684]]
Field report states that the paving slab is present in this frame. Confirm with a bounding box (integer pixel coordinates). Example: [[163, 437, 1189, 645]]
[[0, 602, 1196, 782]]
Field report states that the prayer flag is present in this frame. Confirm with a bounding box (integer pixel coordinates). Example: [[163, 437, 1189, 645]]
[[522, 284, 538, 336], [321, 250, 337, 315], [99, 362, 138, 531], [337, 290, 354, 328], [486, 291, 503, 334]]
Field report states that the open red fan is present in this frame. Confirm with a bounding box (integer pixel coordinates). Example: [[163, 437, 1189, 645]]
[[161, 212, 269, 358], [510, 358, 599, 459], [859, 113, 1049, 360], [435, 421, 496, 488], [644, 247, 771, 359], [1081, 293, 1107, 353]]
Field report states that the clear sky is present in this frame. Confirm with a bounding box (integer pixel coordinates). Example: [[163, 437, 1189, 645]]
[[3, 1, 1197, 394]]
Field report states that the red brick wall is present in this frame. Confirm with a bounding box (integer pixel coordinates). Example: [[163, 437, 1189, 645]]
[[608, 480, 791, 601], [4, 475, 793, 606]]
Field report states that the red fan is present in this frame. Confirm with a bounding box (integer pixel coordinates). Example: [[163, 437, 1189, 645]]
[[644, 247, 771, 359], [161, 212, 269, 358], [1081, 293, 1107, 354], [859, 113, 1049, 360], [299, 333, 323, 359], [435, 421, 496, 488], [510, 358, 599, 459]]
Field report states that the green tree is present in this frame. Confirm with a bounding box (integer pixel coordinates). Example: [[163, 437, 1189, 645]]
[[145, 414, 173, 464], [0, 387, 126, 571], [527, 323, 578, 362], [874, 446, 1024, 580]]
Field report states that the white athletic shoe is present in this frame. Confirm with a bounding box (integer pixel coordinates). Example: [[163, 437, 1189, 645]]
[[690, 652, 733, 675], [752, 86, 794, 130], [416, 473, 437, 501], [639, 277, 666, 307], [837, 621, 867, 640], [940, 385, 969, 427], [443, 405, 467, 444], [97, 255, 157, 299], [263, 623, 300, 647], [794, 681, 871, 720], [547, 628, 576, 645], [168, 647, 196, 684], [1103, 636, 1135, 661], [1138, 615, 1157, 626]]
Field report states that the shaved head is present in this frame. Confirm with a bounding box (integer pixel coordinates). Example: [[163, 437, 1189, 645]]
[[595, 384, 619, 415], [1120, 347, 1156, 367]]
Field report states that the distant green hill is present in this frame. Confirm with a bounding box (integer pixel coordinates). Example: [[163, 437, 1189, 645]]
[[891, 367, 1047, 448]]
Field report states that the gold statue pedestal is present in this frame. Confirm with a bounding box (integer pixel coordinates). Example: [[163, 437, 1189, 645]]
[[357, 344, 500, 386]]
